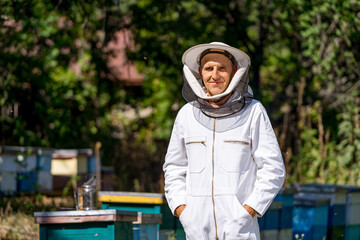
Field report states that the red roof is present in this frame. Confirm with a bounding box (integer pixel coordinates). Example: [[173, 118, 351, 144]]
[[107, 29, 144, 86]]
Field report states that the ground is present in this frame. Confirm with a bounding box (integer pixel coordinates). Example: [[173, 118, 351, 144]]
[[0, 195, 74, 240]]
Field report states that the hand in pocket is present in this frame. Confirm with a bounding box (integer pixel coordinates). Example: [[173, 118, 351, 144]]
[[175, 204, 187, 217]]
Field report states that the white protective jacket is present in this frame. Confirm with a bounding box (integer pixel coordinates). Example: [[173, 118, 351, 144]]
[[163, 100, 286, 240]]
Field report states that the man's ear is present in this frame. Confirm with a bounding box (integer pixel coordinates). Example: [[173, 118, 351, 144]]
[[198, 66, 202, 78]]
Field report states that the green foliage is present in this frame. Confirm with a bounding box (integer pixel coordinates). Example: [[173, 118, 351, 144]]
[[127, 0, 288, 138], [1, 0, 360, 191], [289, 91, 360, 185], [0, 0, 125, 149], [12, 148, 33, 169], [62, 175, 81, 196], [335, 92, 360, 184]]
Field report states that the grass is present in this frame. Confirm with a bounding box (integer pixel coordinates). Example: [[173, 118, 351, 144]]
[[0, 195, 74, 240], [0, 206, 38, 239]]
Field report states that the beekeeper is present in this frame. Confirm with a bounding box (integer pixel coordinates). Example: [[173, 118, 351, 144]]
[[163, 42, 286, 240]]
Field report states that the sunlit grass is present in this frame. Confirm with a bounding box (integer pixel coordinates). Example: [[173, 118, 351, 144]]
[[0, 195, 74, 239], [0, 204, 38, 240]]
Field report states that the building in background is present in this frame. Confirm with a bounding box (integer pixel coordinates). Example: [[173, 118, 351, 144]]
[[107, 29, 144, 86]]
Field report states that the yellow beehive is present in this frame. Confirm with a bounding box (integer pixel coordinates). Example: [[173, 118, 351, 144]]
[[51, 155, 88, 176]]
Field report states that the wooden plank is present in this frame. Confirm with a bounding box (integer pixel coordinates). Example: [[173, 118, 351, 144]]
[[115, 214, 138, 222], [34, 210, 137, 224], [35, 215, 117, 224], [35, 214, 137, 224], [133, 213, 162, 224], [34, 209, 134, 217]]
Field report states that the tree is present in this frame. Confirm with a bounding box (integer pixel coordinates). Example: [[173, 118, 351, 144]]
[[0, 0, 168, 192], [127, 0, 360, 185], [270, 0, 360, 184], [0, 0, 126, 148], [1, 0, 359, 191]]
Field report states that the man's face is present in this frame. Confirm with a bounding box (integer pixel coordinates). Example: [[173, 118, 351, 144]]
[[200, 53, 235, 96]]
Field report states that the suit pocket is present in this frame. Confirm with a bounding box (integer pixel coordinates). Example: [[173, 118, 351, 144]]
[[221, 136, 251, 173], [179, 205, 190, 223], [223, 196, 254, 239], [185, 136, 207, 173]]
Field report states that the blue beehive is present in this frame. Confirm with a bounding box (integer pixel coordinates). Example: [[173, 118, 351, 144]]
[[293, 193, 330, 240], [259, 201, 282, 240], [133, 212, 162, 240], [1, 146, 100, 195], [36, 148, 54, 172], [17, 171, 37, 191], [34, 209, 137, 240], [274, 187, 297, 240], [0, 146, 39, 193], [99, 191, 165, 240], [344, 186, 360, 240], [292, 183, 349, 240]]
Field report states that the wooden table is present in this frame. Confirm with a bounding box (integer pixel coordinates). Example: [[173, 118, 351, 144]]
[[34, 209, 137, 240]]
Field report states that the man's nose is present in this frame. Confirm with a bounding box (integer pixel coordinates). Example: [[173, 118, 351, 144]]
[[211, 68, 220, 79]]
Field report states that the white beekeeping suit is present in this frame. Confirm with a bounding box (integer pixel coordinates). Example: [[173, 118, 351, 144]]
[[163, 42, 286, 240]]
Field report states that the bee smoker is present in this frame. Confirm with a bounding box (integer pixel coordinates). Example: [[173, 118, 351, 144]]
[[74, 176, 97, 210]]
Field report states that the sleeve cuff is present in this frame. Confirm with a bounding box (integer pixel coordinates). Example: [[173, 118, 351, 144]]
[[168, 196, 187, 215], [244, 193, 269, 217]]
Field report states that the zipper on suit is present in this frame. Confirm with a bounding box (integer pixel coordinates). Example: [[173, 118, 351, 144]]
[[224, 140, 249, 145], [186, 141, 206, 146], [212, 118, 219, 240]]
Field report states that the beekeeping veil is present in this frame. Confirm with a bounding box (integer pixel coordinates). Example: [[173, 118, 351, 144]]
[[182, 42, 254, 132]]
